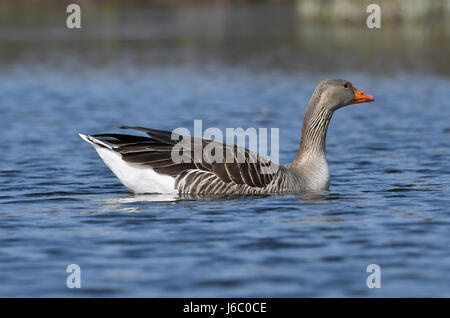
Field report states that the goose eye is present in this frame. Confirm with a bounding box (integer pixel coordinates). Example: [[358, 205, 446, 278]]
[[343, 83, 349, 89]]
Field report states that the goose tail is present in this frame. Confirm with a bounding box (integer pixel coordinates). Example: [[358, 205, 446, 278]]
[[78, 133, 176, 194], [78, 133, 116, 150]]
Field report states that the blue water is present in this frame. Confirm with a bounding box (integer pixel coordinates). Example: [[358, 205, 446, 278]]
[[1, 5, 450, 297]]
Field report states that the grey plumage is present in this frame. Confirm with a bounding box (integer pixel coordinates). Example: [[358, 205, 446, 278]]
[[82, 78, 374, 195]]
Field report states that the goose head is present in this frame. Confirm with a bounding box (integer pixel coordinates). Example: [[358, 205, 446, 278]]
[[311, 78, 374, 112], [292, 78, 375, 190], [294, 78, 375, 165]]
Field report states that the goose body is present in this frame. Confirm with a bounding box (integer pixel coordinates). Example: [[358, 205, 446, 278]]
[[80, 79, 374, 195]]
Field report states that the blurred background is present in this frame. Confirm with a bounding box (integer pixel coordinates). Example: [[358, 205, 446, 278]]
[[1, 0, 449, 297], [1, 0, 449, 75]]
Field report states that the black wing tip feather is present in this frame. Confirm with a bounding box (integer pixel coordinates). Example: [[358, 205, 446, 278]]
[[119, 126, 182, 142]]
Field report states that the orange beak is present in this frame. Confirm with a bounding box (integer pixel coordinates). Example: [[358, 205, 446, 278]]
[[353, 87, 374, 104]]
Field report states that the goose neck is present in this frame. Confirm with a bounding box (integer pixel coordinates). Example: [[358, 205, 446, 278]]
[[292, 104, 334, 165]]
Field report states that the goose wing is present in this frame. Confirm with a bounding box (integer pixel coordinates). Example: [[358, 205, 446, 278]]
[[91, 126, 279, 190]]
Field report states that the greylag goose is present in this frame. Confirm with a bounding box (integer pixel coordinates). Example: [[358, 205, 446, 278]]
[[80, 79, 374, 195]]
